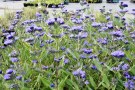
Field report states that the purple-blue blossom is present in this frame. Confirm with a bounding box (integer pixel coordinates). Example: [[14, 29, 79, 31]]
[[91, 22, 101, 27], [10, 57, 19, 62], [4, 74, 12, 80], [6, 69, 13, 74], [111, 50, 125, 58], [124, 80, 135, 90], [122, 64, 129, 71], [111, 31, 123, 37], [46, 18, 55, 25], [4, 39, 14, 45], [64, 59, 69, 64], [16, 75, 22, 80], [82, 48, 92, 54], [72, 69, 86, 78]]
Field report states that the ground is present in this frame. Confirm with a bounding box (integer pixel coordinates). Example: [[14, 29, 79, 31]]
[[0, 0, 135, 16]]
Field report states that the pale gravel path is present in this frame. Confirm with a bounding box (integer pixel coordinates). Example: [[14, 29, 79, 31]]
[[0, 1, 135, 16]]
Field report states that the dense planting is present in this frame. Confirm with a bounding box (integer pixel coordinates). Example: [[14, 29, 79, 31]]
[[0, 2, 135, 90]]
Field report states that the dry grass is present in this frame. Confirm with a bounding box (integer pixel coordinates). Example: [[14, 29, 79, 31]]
[[22, 7, 37, 20], [0, 8, 15, 28]]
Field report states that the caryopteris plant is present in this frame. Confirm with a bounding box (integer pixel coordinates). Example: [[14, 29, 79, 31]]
[[0, 1, 135, 90]]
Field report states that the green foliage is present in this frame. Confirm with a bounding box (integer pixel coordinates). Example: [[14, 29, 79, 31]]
[[0, 9, 14, 28], [0, 3, 135, 90]]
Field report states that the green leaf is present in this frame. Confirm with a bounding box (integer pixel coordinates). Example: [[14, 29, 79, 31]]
[[89, 76, 96, 89], [129, 65, 135, 75], [102, 74, 110, 88], [21, 87, 30, 90], [58, 75, 69, 90], [39, 48, 48, 60], [40, 77, 52, 89], [93, 60, 102, 72], [66, 79, 80, 90], [102, 82, 107, 88], [112, 85, 116, 90], [66, 48, 78, 59], [104, 64, 111, 71]]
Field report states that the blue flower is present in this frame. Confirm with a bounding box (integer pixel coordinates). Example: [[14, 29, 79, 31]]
[[61, 9, 68, 13], [25, 37, 34, 43], [10, 57, 19, 62], [16, 10, 23, 14], [122, 3, 128, 7], [72, 69, 86, 78], [34, 26, 43, 31], [78, 32, 88, 39], [88, 54, 97, 59], [91, 65, 97, 70], [111, 50, 125, 58], [24, 79, 31, 83], [36, 32, 45, 37], [111, 31, 123, 37], [54, 58, 61, 62], [16, 75, 22, 80], [97, 38, 108, 45], [124, 80, 135, 90], [90, 17, 95, 21], [80, 70, 86, 78], [91, 22, 101, 27], [124, 72, 131, 79], [4, 74, 11, 80], [4, 39, 14, 45], [64, 59, 69, 64], [25, 27, 34, 33], [72, 70, 80, 76], [46, 18, 55, 25], [111, 67, 119, 71], [106, 16, 110, 20], [32, 60, 38, 64], [40, 43, 45, 47], [42, 65, 48, 70], [114, 14, 120, 18], [57, 18, 64, 24], [50, 83, 55, 87], [36, 12, 42, 17], [0, 70, 2, 74], [61, 24, 70, 29], [46, 39, 54, 44], [6, 34, 14, 39], [84, 80, 89, 85], [131, 11, 135, 15], [82, 48, 92, 54], [107, 22, 113, 29], [60, 46, 66, 51], [122, 64, 129, 71], [6, 69, 13, 74], [8, 25, 15, 30], [80, 54, 87, 59], [71, 26, 84, 32], [99, 27, 108, 32]]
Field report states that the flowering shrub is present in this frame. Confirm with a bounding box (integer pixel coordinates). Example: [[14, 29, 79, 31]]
[[0, 1, 135, 90]]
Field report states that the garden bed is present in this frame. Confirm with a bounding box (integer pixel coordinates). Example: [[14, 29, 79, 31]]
[[1, 1, 135, 90]]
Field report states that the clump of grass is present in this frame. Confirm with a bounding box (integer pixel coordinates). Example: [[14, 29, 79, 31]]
[[22, 7, 37, 20], [0, 8, 14, 28]]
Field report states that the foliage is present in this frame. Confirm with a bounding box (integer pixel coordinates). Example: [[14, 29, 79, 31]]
[[0, 2, 135, 90]]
